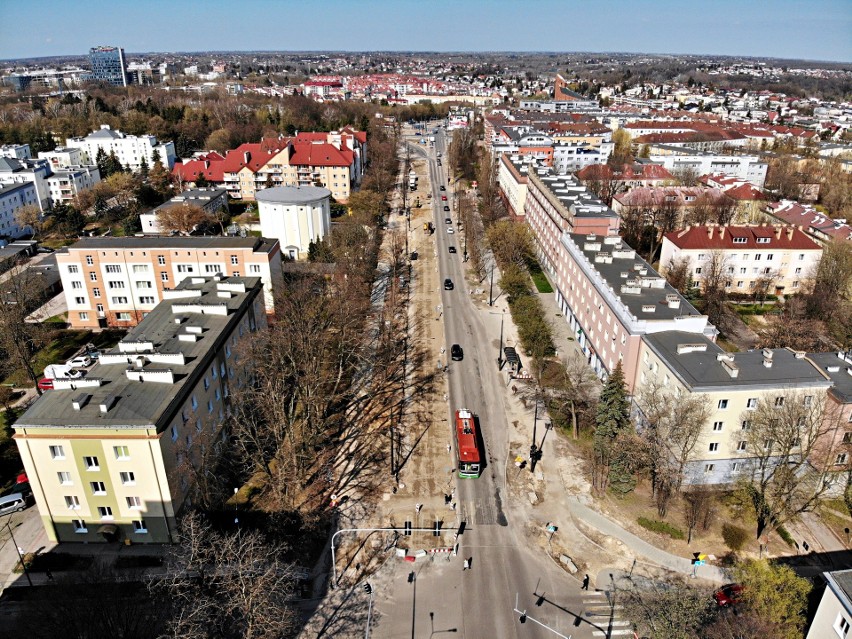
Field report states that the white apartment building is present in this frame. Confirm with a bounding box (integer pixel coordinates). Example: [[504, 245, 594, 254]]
[[0, 182, 39, 239], [552, 142, 613, 174], [0, 157, 52, 211], [46, 166, 101, 204], [806, 570, 852, 639], [497, 154, 529, 219], [0, 144, 32, 160], [637, 332, 832, 485], [56, 237, 283, 328], [65, 125, 177, 171], [660, 224, 822, 297], [645, 146, 768, 188], [38, 147, 86, 170]]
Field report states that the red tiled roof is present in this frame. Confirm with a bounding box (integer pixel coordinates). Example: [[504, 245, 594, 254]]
[[614, 186, 727, 207], [664, 224, 821, 251], [577, 163, 673, 182], [767, 201, 852, 244], [289, 142, 353, 167], [724, 183, 766, 201]]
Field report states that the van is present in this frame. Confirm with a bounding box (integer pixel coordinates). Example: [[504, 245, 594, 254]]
[[0, 492, 29, 516]]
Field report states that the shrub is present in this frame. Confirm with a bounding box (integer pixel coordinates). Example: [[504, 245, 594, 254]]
[[776, 525, 795, 547], [637, 516, 685, 540], [722, 523, 750, 551]]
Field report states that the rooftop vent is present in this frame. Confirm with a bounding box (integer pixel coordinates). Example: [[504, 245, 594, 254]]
[[827, 365, 840, 373], [793, 351, 806, 359], [72, 393, 90, 411], [642, 305, 656, 313], [173, 315, 187, 325], [677, 343, 708, 354], [100, 393, 118, 413], [721, 359, 739, 378]]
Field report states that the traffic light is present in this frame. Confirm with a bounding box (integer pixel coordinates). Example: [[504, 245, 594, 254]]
[[433, 520, 443, 537], [363, 583, 372, 594], [404, 521, 412, 536]]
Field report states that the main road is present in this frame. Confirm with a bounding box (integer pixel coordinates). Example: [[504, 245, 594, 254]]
[[373, 127, 609, 638]]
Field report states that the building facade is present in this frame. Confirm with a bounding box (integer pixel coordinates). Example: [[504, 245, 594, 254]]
[[256, 185, 331, 260], [806, 570, 852, 639], [46, 166, 101, 205], [140, 187, 228, 235], [65, 125, 177, 171], [88, 46, 128, 87], [14, 276, 266, 543], [659, 224, 822, 297], [0, 182, 39, 239], [497, 155, 529, 220], [56, 237, 283, 328], [0, 157, 52, 211]]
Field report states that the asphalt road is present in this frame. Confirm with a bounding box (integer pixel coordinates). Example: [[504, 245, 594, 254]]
[[373, 127, 604, 639]]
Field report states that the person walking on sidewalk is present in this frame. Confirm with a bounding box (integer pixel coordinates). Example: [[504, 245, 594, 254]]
[[463, 559, 469, 571], [582, 574, 590, 590]]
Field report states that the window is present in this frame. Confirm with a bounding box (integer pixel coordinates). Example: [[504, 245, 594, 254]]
[[737, 281, 744, 288], [733, 237, 746, 244], [230, 255, 239, 265], [161, 272, 169, 282], [798, 253, 805, 261], [111, 296, 128, 304], [86, 256, 94, 265], [835, 613, 851, 636], [90, 481, 106, 495], [731, 462, 742, 472], [71, 281, 83, 289], [96, 304, 104, 313], [775, 396, 785, 407], [65, 495, 80, 510], [50, 445, 65, 459], [737, 440, 747, 451], [133, 519, 148, 533], [79, 312, 89, 320], [208, 400, 213, 413], [93, 287, 101, 298], [766, 254, 774, 261], [704, 463, 715, 473], [83, 456, 99, 470], [747, 398, 758, 409], [718, 399, 729, 409], [792, 281, 799, 288], [74, 296, 85, 304], [739, 267, 747, 274], [804, 395, 813, 407], [697, 253, 706, 261], [113, 445, 130, 460], [126, 496, 142, 510], [117, 312, 131, 321], [158, 255, 166, 265], [176, 265, 194, 273], [755, 254, 761, 261], [191, 395, 198, 410], [120, 471, 136, 485], [795, 267, 802, 274], [105, 265, 121, 273], [204, 264, 222, 274], [68, 265, 79, 274], [57, 471, 72, 485], [763, 439, 774, 450], [836, 453, 848, 466], [695, 267, 702, 274], [139, 296, 155, 304], [741, 420, 751, 430], [756, 237, 770, 244], [203, 377, 210, 390], [108, 281, 125, 289], [98, 506, 113, 520], [136, 281, 152, 289], [89, 272, 98, 282], [249, 264, 261, 274], [709, 442, 719, 452], [713, 421, 723, 431], [72, 519, 87, 533]]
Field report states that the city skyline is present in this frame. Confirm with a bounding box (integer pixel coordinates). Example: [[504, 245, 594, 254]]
[[1, 0, 851, 63]]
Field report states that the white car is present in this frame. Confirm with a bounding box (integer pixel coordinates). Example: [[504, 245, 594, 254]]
[[447, 227, 454, 234], [66, 355, 92, 368]]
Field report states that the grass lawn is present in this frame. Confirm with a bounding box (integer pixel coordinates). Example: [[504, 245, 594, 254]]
[[716, 337, 740, 352], [528, 259, 554, 294]]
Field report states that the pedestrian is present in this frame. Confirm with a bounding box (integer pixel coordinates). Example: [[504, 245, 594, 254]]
[[451, 502, 456, 511], [463, 559, 469, 570], [45, 568, 54, 582], [444, 493, 451, 505], [582, 574, 590, 590], [446, 444, 451, 454], [415, 503, 422, 514]]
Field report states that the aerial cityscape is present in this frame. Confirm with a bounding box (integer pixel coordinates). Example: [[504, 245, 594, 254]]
[[0, 1, 852, 638]]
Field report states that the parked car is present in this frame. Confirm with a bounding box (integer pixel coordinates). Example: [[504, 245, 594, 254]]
[[440, 185, 446, 191], [66, 355, 92, 368], [451, 344, 463, 361], [0, 493, 31, 516], [442, 195, 448, 201], [444, 279, 454, 290], [713, 584, 743, 607], [37, 378, 54, 391], [85, 343, 100, 359], [448, 246, 457, 254], [447, 227, 454, 234], [445, 218, 452, 224], [443, 205, 450, 212], [410, 252, 418, 261]]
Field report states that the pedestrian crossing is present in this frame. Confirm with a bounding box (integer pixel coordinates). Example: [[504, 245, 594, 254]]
[[582, 591, 633, 638]]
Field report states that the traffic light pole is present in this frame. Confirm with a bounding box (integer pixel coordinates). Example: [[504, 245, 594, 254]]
[[513, 592, 571, 637]]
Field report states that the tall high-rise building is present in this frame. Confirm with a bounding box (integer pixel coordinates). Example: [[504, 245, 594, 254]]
[[88, 46, 127, 87]]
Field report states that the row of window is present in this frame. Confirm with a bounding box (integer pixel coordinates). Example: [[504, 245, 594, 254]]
[[49, 445, 130, 463], [696, 252, 808, 261], [715, 395, 810, 410], [71, 518, 147, 533], [704, 453, 848, 475]]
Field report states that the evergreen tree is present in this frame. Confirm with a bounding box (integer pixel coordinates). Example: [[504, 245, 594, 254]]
[[106, 150, 123, 176], [95, 147, 110, 178], [195, 173, 209, 188], [149, 158, 173, 197], [592, 362, 632, 494], [139, 156, 149, 178]]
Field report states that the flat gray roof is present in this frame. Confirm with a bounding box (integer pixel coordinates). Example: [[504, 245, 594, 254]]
[[255, 185, 330, 204], [59, 236, 278, 254], [807, 352, 852, 403], [566, 233, 703, 322], [0, 182, 34, 197], [643, 331, 830, 391], [15, 276, 262, 432], [827, 570, 852, 612], [533, 169, 619, 220]]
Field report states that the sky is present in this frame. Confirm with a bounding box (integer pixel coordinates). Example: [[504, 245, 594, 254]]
[[2, 0, 851, 63]]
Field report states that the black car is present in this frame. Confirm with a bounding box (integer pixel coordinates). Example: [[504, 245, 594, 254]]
[[443, 205, 450, 212], [448, 246, 457, 254], [444, 278, 454, 290], [445, 217, 452, 224], [410, 251, 418, 261], [440, 185, 446, 191], [451, 344, 463, 361]]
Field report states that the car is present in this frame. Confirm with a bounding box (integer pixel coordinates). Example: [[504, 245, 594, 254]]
[[66, 355, 92, 368], [713, 584, 744, 608], [447, 227, 454, 234], [445, 217, 452, 224], [37, 378, 54, 391], [451, 344, 463, 361], [437, 160, 442, 166], [444, 278, 454, 290], [410, 252, 418, 261], [440, 185, 446, 191], [441, 195, 447, 201], [443, 205, 450, 212], [448, 246, 457, 254], [36, 246, 55, 254]]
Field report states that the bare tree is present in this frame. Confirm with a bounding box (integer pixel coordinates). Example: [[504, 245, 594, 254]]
[[157, 204, 209, 236], [682, 489, 714, 544], [541, 352, 599, 439], [739, 390, 839, 539], [662, 256, 693, 296], [153, 513, 299, 639], [621, 577, 713, 639], [700, 250, 734, 332], [752, 269, 780, 305], [635, 378, 713, 516], [13, 204, 44, 239], [485, 220, 534, 269], [0, 264, 51, 391]]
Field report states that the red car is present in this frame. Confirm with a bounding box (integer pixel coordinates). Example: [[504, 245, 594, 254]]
[[713, 584, 743, 607], [442, 195, 447, 201], [37, 378, 54, 391]]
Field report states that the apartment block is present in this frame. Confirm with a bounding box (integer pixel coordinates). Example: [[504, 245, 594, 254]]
[[636, 333, 831, 485], [643, 146, 768, 187], [56, 237, 282, 328], [140, 187, 228, 235], [46, 166, 101, 204], [497, 154, 529, 220], [660, 224, 822, 297], [0, 157, 52, 211], [806, 569, 852, 639], [0, 182, 39, 239], [65, 125, 177, 171], [0, 144, 32, 160], [14, 276, 266, 543]]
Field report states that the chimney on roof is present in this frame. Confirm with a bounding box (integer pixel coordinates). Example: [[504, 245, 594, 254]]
[[787, 227, 794, 240], [708, 226, 714, 239], [775, 226, 782, 239], [243, 151, 251, 164], [720, 227, 726, 239], [204, 161, 209, 169]]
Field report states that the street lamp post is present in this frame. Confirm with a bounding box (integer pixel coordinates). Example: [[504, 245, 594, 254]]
[[364, 582, 374, 639], [490, 310, 505, 369], [4, 520, 32, 586]]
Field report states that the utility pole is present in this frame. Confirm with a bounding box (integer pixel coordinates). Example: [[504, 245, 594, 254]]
[[489, 266, 494, 306], [5, 521, 32, 586]]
